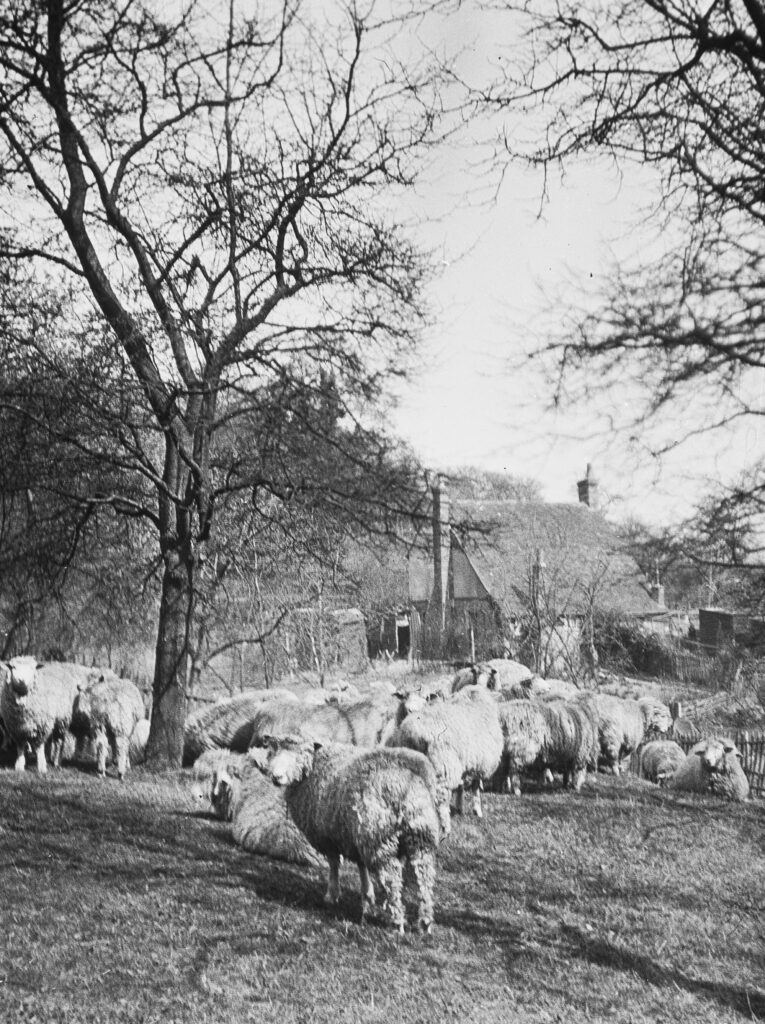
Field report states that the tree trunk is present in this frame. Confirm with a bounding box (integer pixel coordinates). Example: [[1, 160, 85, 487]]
[[144, 548, 193, 769]]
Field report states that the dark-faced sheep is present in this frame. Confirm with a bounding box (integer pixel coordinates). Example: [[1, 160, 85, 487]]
[[251, 736, 441, 933], [70, 671, 144, 779], [669, 738, 750, 801], [388, 687, 503, 835], [0, 657, 92, 772], [639, 739, 687, 786]]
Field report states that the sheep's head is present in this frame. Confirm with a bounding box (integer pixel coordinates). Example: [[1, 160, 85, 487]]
[[5, 656, 41, 699], [250, 734, 318, 786], [639, 698, 673, 738], [692, 737, 742, 773], [452, 663, 498, 693]]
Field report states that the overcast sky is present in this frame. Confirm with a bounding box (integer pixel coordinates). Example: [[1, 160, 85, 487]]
[[386, 7, 764, 529]]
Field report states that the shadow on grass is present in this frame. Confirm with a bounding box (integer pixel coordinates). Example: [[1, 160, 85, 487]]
[[561, 923, 765, 1021], [439, 904, 765, 1021]]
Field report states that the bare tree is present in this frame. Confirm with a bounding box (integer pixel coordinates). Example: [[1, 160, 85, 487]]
[[481, 1, 765, 513], [0, 0, 444, 765]]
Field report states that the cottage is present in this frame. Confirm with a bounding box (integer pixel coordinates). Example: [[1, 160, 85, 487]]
[[404, 467, 663, 668]]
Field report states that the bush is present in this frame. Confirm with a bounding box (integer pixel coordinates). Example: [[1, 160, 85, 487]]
[[593, 612, 679, 677]]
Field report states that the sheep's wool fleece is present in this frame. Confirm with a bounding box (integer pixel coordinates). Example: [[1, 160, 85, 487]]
[[250, 693, 399, 749], [393, 689, 503, 790], [538, 700, 599, 774], [639, 740, 686, 783], [183, 689, 298, 763], [497, 700, 549, 768], [71, 676, 144, 739], [284, 745, 440, 870], [1, 659, 91, 744], [581, 693, 647, 765], [231, 761, 323, 867]]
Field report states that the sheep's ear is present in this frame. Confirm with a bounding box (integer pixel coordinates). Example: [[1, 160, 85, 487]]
[[77, 681, 88, 692], [692, 741, 707, 757]]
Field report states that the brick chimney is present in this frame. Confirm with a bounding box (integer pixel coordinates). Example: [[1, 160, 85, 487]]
[[577, 463, 598, 510], [431, 474, 450, 631]]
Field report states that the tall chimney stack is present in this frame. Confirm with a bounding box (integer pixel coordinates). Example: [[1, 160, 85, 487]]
[[431, 473, 450, 631], [577, 463, 598, 510]]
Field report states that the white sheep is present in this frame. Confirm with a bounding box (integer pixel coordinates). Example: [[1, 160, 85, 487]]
[[227, 760, 325, 868], [0, 656, 92, 772], [494, 698, 550, 795], [249, 692, 400, 750], [580, 693, 672, 774], [388, 686, 504, 835], [70, 671, 145, 779], [251, 735, 441, 933], [638, 739, 687, 786], [669, 738, 750, 801], [183, 688, 299, 765], [190, 748, 250, 820], [535, 699, 599, 792]]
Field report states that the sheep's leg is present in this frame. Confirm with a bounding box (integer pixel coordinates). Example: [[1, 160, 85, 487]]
[[471, 780, 483, 818], [34, 742, 47, 774], [358, 865, 375, 922], [324, 856, 341, 906], [94, 730, 109, 777], [14, 742, 26, 772], [409, 850, 436, 934], [454, 784, 465, 816], [435, 783, 452, 837], [509, 771, 522, 797], [377, 857, 405, 934], [48, 735, 63, 769], [114, 736, 130, 780]]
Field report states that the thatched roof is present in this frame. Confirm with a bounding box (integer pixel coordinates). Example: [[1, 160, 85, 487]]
[[410, 499, 661, 619]]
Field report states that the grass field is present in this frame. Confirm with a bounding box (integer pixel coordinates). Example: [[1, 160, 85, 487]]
[[1, 766, 763, 1024]]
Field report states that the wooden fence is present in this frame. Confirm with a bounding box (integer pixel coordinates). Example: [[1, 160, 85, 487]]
[[630, 732, 765, 798]]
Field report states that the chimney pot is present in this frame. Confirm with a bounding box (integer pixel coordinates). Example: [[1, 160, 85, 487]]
[[577, 463, 598, 509]]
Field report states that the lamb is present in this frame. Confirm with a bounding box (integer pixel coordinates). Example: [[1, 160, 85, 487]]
[[638, 739, 687, 786], [251, 735, 441, 932], [0, 656, 93, 772], [70, 671, 145, 779], [249, 692, 400, 750], [183, 688, 299, 765], [669, 738, 750, 801], [580, 693, 672, 774], [388, 687, 503, 835]]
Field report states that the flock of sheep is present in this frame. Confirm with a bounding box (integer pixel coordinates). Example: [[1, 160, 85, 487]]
[[0, 653, 752, 934]]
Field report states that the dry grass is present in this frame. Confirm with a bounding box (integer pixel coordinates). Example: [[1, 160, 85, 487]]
[[1, 765, 763, 1024]]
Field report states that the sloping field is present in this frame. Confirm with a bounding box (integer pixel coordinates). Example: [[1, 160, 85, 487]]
[[0, 768, 763, 1024]]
